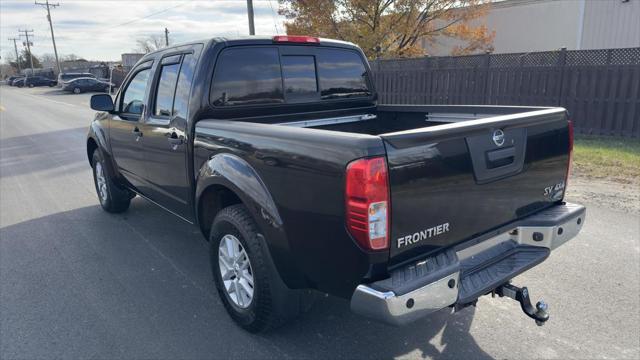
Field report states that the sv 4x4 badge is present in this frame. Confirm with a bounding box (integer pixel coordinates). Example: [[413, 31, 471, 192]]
[[544, 181, 566, 201]]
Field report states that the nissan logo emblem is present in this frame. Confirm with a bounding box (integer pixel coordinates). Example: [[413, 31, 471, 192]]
[[492, 129, 505, 147]]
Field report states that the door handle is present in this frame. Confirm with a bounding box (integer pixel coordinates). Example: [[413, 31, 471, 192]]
[[167, 131, 184, 147], [132, 127, 143, 141]]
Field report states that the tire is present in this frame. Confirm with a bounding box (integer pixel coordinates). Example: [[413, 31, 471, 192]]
[[73, 87, 81, 94], [210, 205, 306, 333], [91, 150, 131, 213], [28, 83, 34, 88]]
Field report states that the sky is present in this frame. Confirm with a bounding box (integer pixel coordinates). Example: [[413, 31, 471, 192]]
[[0, 0, 287, 62]]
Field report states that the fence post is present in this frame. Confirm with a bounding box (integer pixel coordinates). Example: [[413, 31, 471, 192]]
[[557, 47, 567, 106], [483, 51, 491, 104]]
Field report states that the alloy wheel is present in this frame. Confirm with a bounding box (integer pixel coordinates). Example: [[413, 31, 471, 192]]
[[218, 234, 254, 308], [94, 162, 108, 203]]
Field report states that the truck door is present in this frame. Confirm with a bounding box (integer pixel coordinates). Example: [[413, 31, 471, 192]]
[[109, 62, 153, 193], [140, 50, 199, 220]]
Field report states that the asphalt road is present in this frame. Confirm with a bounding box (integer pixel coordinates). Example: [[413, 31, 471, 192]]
[[1, 85, 639, 360]]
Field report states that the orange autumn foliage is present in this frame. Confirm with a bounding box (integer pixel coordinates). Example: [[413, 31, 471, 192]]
[[279, 0, 495, 58]]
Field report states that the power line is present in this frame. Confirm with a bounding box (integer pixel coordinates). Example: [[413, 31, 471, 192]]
[[267, 0, 280, 34], [107, 1, 193, 30], [35, 0, 62, 74]]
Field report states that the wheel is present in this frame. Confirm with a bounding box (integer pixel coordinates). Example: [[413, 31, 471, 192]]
[[17, 83, 23, 88], [49, 83, 55, 87], [210, 205, 306, 332], [28, 83, 34, 88], [73, 87, 81, 94], [91, 150, 131, 213]]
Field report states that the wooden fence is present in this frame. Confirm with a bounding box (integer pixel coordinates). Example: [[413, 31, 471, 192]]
[[370, 47, 640, 138]]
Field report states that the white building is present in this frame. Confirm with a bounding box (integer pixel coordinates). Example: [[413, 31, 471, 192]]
[[424, 0, 640, 55]]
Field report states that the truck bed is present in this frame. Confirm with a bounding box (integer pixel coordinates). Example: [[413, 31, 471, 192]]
[[283, 104, 571, 266]]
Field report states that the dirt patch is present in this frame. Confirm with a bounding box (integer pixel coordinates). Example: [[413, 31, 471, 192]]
[[565, 175, 640, 215]]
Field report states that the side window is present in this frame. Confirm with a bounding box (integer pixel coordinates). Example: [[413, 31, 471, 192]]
[[121, 68, 151, 116], [317, 49, 370, 99], [282, 55, 317, 95], [154, 62, 180, 116], [210, 47, 283, 106], [173, 53, 197, 118]]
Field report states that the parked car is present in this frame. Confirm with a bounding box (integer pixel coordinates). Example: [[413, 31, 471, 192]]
[[8, 76, 25, 86], [17, 76, 57, 88], [63, 77, 111, 94], [57, 72, 96, 87], [86, 36, 585, 333], [6, 75, 24, 86]]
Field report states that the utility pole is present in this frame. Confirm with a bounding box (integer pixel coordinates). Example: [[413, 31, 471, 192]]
[[18, 29, 35, 71], [246, 0, 255, 35], [164, 28, 169, 47], [35, 0, 62, 75], [8, 38, 22, 72]]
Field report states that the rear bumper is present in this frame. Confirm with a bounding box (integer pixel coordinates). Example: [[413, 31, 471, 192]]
[[350, 202, 585, 326]]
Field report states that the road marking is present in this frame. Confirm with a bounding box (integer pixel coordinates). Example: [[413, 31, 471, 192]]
[[19, 91, 85, 109]]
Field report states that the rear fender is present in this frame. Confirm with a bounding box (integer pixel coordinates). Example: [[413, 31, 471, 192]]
[[195, 153, 304, 288], [195, 153, 282, 229]]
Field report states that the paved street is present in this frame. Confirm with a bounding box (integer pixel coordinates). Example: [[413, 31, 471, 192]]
[[1, 85, 639, 359]]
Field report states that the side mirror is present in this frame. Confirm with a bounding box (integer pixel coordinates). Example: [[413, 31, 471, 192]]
[[90, 94, 114, 112]]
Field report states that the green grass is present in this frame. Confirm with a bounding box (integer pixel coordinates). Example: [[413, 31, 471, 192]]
[[573, 135, 640, 184]]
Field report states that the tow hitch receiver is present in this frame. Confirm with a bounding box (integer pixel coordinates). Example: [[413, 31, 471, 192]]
[[495, 283, 549, 326]]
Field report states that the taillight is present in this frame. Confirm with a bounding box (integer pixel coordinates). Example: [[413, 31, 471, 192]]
[[345, 157, 390, 250], [272, 35, 320, 44]]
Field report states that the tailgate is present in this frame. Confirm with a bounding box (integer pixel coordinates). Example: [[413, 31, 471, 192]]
[[381, 108, 571, 265]]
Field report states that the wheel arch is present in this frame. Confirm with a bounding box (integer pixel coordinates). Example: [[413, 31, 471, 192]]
[[197, 184, 243, 239], [195, 153, 283, 238], [87, 137, 98, 165]]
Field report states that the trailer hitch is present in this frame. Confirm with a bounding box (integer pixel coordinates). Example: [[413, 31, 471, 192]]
[[495, 283, 549, 326]]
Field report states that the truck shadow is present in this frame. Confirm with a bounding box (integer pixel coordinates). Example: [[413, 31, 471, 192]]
[[0, 201, 492, 360]]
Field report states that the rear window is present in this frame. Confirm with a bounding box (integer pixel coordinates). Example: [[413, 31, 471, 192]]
[[210, 47, 283, 106], [210, 46, 370, 107], [317, 49, 370, 99]]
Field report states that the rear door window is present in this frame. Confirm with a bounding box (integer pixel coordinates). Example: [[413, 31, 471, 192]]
[[154, 61, 181, 117], [173, 53, 198, 118], [210, 47, 283, 106], [317, 49, 370, 99]]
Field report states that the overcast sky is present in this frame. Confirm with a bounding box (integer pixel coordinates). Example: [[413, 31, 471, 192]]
[[0, 0, 286, 62]]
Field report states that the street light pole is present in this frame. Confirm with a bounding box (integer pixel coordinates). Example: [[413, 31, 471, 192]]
[[246, 0, 255, 35], [35, 0, 62, 75]]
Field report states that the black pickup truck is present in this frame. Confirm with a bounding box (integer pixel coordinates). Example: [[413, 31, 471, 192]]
[[87, 36, 585, 332]]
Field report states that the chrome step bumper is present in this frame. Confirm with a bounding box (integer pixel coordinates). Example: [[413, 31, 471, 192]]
[[350, 203, 586, 326]]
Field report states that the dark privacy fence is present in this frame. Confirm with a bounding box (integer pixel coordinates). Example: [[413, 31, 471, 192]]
[[370, 47, 640, 138]]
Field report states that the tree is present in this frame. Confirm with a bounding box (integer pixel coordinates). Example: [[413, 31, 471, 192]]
[[279, 0, 495, 58], [61, 53, 84, 62], [135, 34, 165, 53], [40, 53, 57, 67], [9, 49, 41, 70]]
